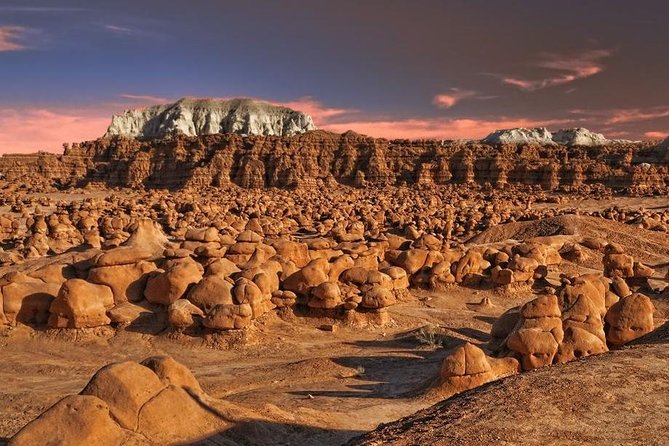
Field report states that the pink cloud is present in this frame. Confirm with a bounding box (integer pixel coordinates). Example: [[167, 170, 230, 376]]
[[0, 95, 587, 154], [0, 26, 28, 52], [271, 96, 356, 122], [645, 131, 668, 139], [571, 106, 669, 125], [208, 95, 355, 123], [432, 89, 477, 109], [606, 108, 669, 125], [0, 108, 110, 153], [502, 49, 612, 91], [120, 94, 172, 103], [322, 117, 571, 140]]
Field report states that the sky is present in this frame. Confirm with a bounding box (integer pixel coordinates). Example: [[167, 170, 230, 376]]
[[1, 0, 669, 153]]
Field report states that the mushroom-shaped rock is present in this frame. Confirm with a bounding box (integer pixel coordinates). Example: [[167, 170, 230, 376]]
[[505, 295, 564, 370], [168, 299, 204, 329], [604, 293, 655, 346], [282, 258, 329, 296], [437, 342, 518, 397], [48, 279, 114, 328], [186, 275, 234, 311], [144, 257, 204, 306], [203, 303, 253, 330], [309, 281, 342, 309], [361, 286, 396, 309], [88, 261, 157, 304]]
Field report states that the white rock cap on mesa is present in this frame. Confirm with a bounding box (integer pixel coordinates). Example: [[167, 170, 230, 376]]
[[482, 127, 613, 147], [105, 97, 317, 139]]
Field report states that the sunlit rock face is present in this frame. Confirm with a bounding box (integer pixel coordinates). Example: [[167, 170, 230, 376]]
[[105, 97, 317, 138], [482, 127, 613, 147], [552, 128, 608, 147], [482, 128, 555, 145]]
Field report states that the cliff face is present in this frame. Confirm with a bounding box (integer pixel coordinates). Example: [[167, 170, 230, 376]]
[[105, 97, 317, 138], [1, 130, 666, 191]]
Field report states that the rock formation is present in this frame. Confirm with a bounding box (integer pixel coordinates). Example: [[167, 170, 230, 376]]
[[105, 97, 317, 138], [9, 355, 252, 445], [552, 128, 608, 147], [0, 130, 664, 191], [482, 127, 555, 145]]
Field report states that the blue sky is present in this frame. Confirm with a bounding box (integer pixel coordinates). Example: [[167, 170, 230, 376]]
[[1, 0, 669, 152]]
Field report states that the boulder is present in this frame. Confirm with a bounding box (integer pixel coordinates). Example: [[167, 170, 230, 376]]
[[308, 281, 342, 309], [361, 286, 396, 309], [282, 258, 329, 296], [505, 295, 564, 370], [144, 257, 204, 306], [604, 293, 655, 346], [203, 303, 253, 330], [80, 361, 166, 430], [1, 274, 60, 325], [8, 395, 132, 446], [186, 275, 234, 311], [168, 299, 204, 329], [48, 279, 115, 328], [88, 261, 157, 304], [438, 342, 519, 397]]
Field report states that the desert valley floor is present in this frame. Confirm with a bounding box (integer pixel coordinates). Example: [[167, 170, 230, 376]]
[[0, 185, 667, 445]]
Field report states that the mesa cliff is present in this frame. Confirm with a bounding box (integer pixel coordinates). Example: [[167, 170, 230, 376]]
[[0, 130, 666, 191]]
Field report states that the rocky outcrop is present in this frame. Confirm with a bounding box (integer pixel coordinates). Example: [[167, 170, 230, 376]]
[[482, 128, 554, 145], [552, 128, 608, 146], [483, 127, 610, 147], [105, 97, 316, 138], [0, 130, 665, 191], [9, 356, 254, 446]]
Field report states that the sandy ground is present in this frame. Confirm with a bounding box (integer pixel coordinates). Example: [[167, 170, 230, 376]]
[[347, 327, 669, 446], [0, 286, 533, 445]]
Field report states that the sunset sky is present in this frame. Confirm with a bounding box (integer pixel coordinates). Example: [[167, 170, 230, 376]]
[[1, 0, 669, 152]]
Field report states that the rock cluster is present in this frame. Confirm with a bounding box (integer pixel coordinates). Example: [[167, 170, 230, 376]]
[[489, 273, 655, 371], [9, 356, 234, 445]]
